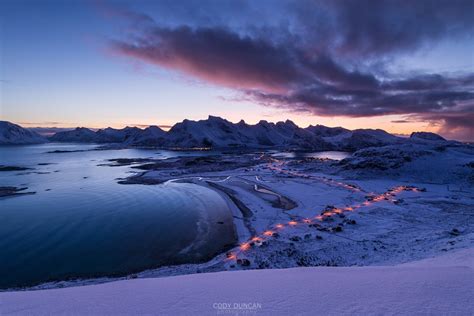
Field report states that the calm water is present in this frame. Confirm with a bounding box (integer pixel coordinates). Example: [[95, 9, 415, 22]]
[[0, 144, 235, 289], [270, 151, 351, 160]]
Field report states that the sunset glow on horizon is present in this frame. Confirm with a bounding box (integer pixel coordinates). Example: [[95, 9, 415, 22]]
[[1, 0, 473, 141]]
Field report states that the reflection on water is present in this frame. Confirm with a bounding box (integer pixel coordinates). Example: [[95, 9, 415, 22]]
[[270, 151, 351, 160], [0, 143, 235, 289]]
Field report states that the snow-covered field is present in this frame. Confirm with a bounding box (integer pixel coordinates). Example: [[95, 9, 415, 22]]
[[123, 142, 473, 277], [1, 248, 472, 315]]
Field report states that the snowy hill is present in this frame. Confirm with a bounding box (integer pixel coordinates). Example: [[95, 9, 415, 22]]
[[306, 125, 402, 150], [49, 126, 144, 143], [339, 140, 474, 184], [336, 128, 402, 151], [0, 121, 47, 145], [124, 126, 166, 146], [95, 126, 142, 143], [410, 131, 446, 141], [1, 248, 472, 315], [305, 124, 350, 137], [49, 127, 99, 143]]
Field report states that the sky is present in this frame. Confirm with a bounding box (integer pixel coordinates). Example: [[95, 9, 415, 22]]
[[1, 0, 473, 141]]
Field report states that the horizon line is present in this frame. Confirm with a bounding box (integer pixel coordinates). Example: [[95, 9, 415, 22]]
[[5, 116, 432, 139]]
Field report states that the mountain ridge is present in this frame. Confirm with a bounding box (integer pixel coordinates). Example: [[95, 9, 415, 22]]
[[0, 117, 455, 151], [0, 121, 47, 145]]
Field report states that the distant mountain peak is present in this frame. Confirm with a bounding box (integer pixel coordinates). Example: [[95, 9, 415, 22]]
[[2, 116, 454, 150], [410, 131, 446, 141], [257, 120, 272, 125], [0, 121, 47, 145], [207, 115, 225, 121]]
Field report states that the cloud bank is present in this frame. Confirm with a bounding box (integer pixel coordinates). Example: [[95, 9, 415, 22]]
[[109, 0, 474, 141]]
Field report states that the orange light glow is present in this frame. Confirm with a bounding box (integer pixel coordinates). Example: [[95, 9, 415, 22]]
[[226, 253, 237, 260], [240, 243, 250, 251], [222, 184, 424, 264]]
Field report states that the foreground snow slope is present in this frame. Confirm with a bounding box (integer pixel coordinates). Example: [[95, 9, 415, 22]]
[[1, 248, 472, 315]]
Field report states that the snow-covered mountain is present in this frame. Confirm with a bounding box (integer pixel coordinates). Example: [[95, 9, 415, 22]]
[[305, 124, 350, 138], [164, 116, 255, 148], [164, 117, 233, 148], [5, 116, 450, 151], [306, 126, 402, 151], [0, 121, 47, 145], [124, 126, 166, 146], [410, 131, 446, 141], [245, 119, 329, 149], [49, 127, 99, 143], [336, 128, 403, 151], [96, 127, 142, 143], [163, 116, 331, 149], [49, 126, 144, 143]]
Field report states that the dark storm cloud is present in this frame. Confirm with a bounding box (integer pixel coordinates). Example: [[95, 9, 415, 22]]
[[306, 0, 474, 57], [109, 0, 474, 140], [411, 103, 474, 141], [391, 120, 412, 124], [112, 26, 308, 92]]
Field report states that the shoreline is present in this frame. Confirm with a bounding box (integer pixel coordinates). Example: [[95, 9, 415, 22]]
[[1, 143, 473, 292], [0, 179, 252, 292], [6, 171, 473, 291], [166, 177, 255, 242], [205, 181, 255, 240]]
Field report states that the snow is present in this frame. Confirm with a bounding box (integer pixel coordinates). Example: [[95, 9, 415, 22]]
[[96, 126, 142, 143], [49, 127, 99, 143], [335, 128, 403, 151], [161, 117, 409, 150], [338, 142, 474, 185], [105, 141, 473, 281], [5, 116, 430, 150], [124, 126, 166, 146], [1, 248, 472, 315], [1, 119, 473, 315], [0, 121, 47, 145], [305, 124, 350, 137], [1, 117, 467, 150], [163, 116, 329, 149], [49, 126, 147, 143], [410, 131, 447, 141]]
